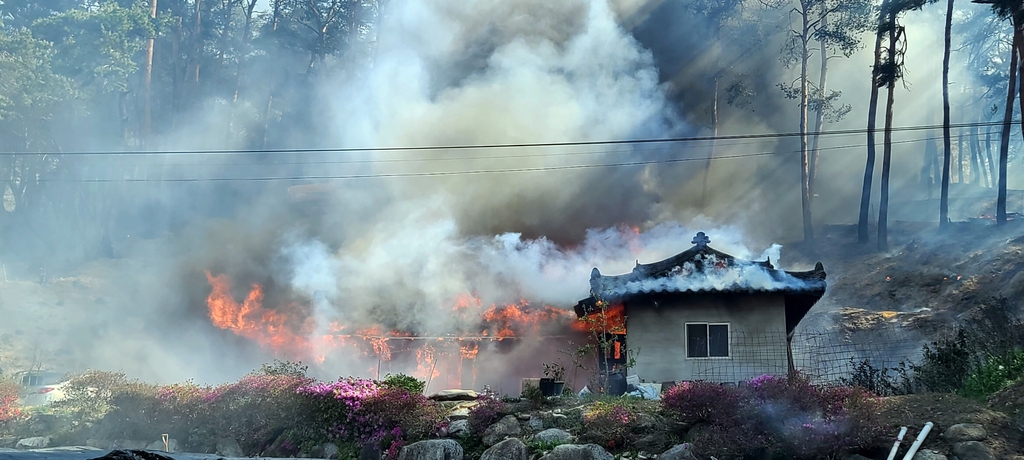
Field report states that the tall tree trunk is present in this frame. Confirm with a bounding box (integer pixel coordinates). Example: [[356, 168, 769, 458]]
[[940, 0, 953, 227], [957, 129, 965, 183], [878, 21, 899, 251], [142, 0, 158, 147], [970, 123, 984, 187], [700, 25, 722, 210], [859, 1, 888, 243], [985, 125, 995, 188], [997, 31, 1018, 225], [233, 0, 258, 103], [272, 0, 282, 30], [259, 87, 276, 150], [809, 7, 829, 198], [118, 91, 131, 145], [923, 135, 938, 196], [799, 1, 814, 241], [213, 0, 232, 84], [1016, 23, 1024, 142], [188, 0, 203, 104], [171, 13, 183, 126]]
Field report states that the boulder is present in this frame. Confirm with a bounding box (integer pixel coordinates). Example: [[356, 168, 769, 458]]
[[429, 390, 479, 401], [633, 435, 672, 453], [16, 437, 51, 449], [534, 428, 574, 444], [943, 423, 987, 443], [397, 439, 464, 460], [449, 408, 471, 420], [216, 438, 244, 457], [146, 438, 179, 453], [87, 450, 175, 460], [952, 441, 996, 460], [659, 443, 698, 460], [360, 442, 381, 460], [480, 438, 529, 460], [527, 416, 545, 430], [911, 450, 948, 460], [448, 419, 470, 437], [482, 415, 521, 446], [538, 444, 614, 460]]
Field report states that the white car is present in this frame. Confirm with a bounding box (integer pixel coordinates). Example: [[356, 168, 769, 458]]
[[15, 371, 69, 407]]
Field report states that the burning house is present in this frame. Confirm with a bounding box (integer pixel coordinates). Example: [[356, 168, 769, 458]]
[[573, 232, 826, 384]]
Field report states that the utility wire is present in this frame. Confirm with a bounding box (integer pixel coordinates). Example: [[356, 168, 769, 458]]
[[137, 130, 999, 168], [0, 119, 1016, 157], [35, 131, 979, 183]]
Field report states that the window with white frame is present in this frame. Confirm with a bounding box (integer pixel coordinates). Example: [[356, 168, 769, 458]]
[[685, 323, 730, 358]]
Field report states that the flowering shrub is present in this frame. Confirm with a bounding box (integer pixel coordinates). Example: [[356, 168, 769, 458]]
[[581, 400, 643, 449], [10, 363, 442, 459], [661, 380, 743, 426], [467, 394, 507, 435], [50, 370, 133, 421], [661, 375, 885, 459], [202, 373, 314, 453], [298, 377, 443, 458], [0, 378, 21, 423]]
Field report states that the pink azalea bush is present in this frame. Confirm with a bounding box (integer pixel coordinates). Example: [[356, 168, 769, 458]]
[[660, 374, 885, 459], [298, 377, 444, 459], [11, 365, 439, 459], [466, 394, 507, 435]]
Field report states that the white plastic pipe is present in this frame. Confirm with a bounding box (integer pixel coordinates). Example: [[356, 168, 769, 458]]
[[901, 422, 934, 460], [886, 427, 908, 460]]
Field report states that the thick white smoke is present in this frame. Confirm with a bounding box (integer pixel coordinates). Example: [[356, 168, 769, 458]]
[[275, 197, 794, 341]]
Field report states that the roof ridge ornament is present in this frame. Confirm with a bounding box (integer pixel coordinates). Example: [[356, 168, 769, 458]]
[[691, 231, 711, 249]]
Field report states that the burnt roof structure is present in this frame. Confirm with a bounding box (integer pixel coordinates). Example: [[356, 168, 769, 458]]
[[574, 232, 827, 334]]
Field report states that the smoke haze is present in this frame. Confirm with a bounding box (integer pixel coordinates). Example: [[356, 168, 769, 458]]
[[0, 0, 1016, 386]]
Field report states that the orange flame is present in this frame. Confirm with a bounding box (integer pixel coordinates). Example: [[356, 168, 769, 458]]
[[481, 300, 576, 338], [572, 303, 626, 335], [205, 273, 588, 386], [205, 272, 313, 357]]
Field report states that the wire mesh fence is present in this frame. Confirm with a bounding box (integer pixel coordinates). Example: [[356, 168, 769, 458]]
[[672, 324, 934, 385], [791, 323, 929, 385]]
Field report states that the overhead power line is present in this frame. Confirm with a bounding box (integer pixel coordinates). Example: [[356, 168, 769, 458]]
[[0, 119, 1017, 157], [35, 131, 984, 183]]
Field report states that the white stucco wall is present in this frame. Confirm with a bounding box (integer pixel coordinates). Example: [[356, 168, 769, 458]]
[[626, 293, 789, 384]]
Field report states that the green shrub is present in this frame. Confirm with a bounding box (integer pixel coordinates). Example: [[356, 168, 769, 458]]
[[521, 383, 546, 409], [912, 298, 1024, 394], [379, 374, 425, 395], [580, 400, 643, 450], [257, 360, 309, 378], [912, 329, 977, 393], [840, 359, 913, 396], [961, 349, 1024, 400]]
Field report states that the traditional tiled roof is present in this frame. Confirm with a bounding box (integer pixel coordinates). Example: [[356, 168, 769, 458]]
[[573, 232, 827, 334]]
